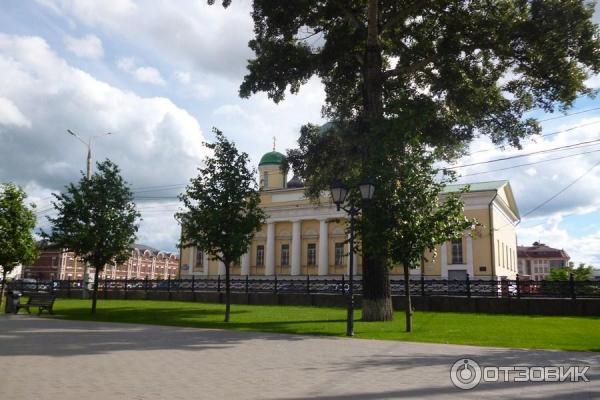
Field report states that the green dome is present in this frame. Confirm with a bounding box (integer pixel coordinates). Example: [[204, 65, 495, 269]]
[[259, 151, 285, 166]]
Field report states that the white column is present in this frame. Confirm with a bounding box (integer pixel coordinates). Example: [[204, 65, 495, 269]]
[[441, 242, 448, 278], [291, 220, 302, 275], [318, 219, 329, 276], [265, 222, 275, 275], [218, 253, 226, 275], [241, 251, 250, 275], [466, 235, 474, 277], [203, 252, 209, 276]]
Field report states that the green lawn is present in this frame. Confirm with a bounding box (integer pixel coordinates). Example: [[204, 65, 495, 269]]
[[32, 299, 600, 352]]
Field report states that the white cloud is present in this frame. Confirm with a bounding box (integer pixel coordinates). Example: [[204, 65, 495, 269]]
[[517, 215, 600, 265], [174, 71, 191, 84], [64, 34, 104, 59], [0, 97, 31, 128], [117, 57, 166, 86], [0, 33, 208, 251], [35, 0, 253, 79]]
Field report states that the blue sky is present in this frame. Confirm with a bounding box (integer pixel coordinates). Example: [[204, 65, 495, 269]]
[[1, 1, 600, 265]]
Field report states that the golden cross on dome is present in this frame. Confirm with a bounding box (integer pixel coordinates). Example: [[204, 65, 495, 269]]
[[272, 136, 276, 151]]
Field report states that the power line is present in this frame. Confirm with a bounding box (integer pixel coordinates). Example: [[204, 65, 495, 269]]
[[538, 106, 600, 122], [460, 148, 600, 177], [448, 138, 600, 169], [520, 158, 600, 220], [468, 120, 600, 156]]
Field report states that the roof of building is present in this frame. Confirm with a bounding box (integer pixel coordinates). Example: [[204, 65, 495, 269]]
[[259, 151, 286, 166], [517, 242, 570, 260], [443, 180, 508, 193], [286, 175, 305, 188]]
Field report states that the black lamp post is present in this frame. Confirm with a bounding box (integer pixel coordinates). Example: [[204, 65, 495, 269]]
[[330, 178, 375, 336]]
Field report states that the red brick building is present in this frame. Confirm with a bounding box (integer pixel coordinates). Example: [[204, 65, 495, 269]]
[[22, 244, 179, 281]]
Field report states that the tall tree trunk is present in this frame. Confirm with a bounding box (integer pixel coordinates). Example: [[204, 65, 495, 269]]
[[0, 270, 6, 310], [403, 263, 413, 332], [360, 0, 393, 321], [91, 267, 100, 314], [224, 261, 231, 322]]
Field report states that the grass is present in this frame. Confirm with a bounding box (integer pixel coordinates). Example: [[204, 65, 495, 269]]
[[29, 298, 600, 352]]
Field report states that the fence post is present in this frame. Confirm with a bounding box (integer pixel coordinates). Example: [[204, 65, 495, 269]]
[[274, 274, 278, 294], [144, 276, 149, 297], [35, 277, 39, 293], [50, 279, 54, 295], [421, 275, 425, 297], [306, 274, 310, 295], [466, 274, 471, 298], [67, 277, 71, 298], [124, 277, 128, 300], [217, 275, 221, 293], [191, 275, 195, 293], [104, 277, 108, 300], [570, 273, 576, 300], [245, 275, 249, 293], [516, 274, 520, 299], [341, 275, 345, 294]]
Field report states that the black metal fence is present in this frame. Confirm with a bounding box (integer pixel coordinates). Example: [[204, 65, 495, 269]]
[[6, 275, 600, 299]]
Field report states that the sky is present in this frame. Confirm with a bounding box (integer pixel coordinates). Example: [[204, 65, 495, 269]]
[[1, 1, 600, 265]]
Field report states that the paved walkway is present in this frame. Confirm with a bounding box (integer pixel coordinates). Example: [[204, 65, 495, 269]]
[[0, 316, 598, 399]]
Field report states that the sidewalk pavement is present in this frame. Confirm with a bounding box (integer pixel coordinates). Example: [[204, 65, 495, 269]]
[[0, 315, 598, 399]]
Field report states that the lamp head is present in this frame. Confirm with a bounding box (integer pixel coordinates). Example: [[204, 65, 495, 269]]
[[329, 179, 348, 211]]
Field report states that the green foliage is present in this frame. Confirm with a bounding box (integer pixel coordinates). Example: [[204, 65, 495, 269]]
[[178, 129, 266, 266], [549, 262, 594, 281], [385, 142, 476, 269], [178, 129, 266, 321], [230, 0, 600, 149], [0, 183, 38, 275], [44, 160, 139, 270]]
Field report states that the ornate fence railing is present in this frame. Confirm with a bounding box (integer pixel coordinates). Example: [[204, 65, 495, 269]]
[[5, 275, 600, 299]]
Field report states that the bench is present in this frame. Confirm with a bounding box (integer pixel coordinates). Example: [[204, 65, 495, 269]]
[[17, 293, 56, 315]]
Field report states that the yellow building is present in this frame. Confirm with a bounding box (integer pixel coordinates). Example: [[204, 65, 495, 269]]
[[180, 149, 520, 280]]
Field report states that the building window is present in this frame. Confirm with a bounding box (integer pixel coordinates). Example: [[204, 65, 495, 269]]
[[451, 239, 463, 264], [256, 245, 265, 266], [281, 244, 289, 266], [335, 243, 345, 266], [307, 243, 316, 266], [262, 171, 269, 188]]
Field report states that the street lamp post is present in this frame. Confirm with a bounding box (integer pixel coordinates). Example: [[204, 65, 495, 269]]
[[66, 129, 112, 298], [330, 179, 375, 337]]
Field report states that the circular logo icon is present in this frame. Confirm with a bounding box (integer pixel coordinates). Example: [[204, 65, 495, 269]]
[[450, 358, 482, 390]]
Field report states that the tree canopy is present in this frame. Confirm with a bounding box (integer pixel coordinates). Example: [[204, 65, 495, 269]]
[[178, 129, 266, 321], [0, 183, 38, 275], [0, 183, 38, 308], [45, 160, 139, 313]]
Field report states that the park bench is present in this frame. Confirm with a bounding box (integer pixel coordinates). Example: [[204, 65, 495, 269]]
[[17, 293, 56, 315]]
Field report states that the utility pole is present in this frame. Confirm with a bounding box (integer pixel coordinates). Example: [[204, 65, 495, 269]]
[[67, 129, 112, 299]]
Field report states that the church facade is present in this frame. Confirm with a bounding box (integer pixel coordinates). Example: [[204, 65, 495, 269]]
[[180, 149, 520, 280]]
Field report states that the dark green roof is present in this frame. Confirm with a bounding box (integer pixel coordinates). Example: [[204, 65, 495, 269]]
[[259, 151, 285, 166]]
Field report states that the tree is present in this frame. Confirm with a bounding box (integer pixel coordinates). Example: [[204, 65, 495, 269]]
[[211, 0, 600, 320], [0, 183, 38, 309], [177, 129, 266, 322], [550, 262, 593, 281], [45, 160, 139, 314], [383, 138, 475, 331]]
